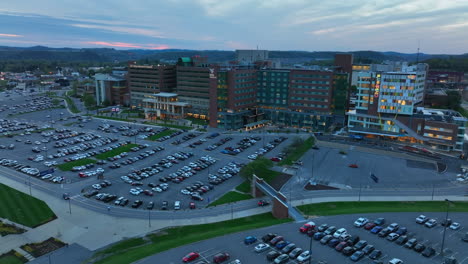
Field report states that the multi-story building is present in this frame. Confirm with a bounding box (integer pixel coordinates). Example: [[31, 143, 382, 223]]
[[127, 62, 176, 107], [347, 64, 467, 152], [176, 57, 217, 121], [94, 73, 129, 106], [214, 67, 259, 129]]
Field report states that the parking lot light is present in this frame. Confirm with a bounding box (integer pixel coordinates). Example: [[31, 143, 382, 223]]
[[440, 199, 454, 256]]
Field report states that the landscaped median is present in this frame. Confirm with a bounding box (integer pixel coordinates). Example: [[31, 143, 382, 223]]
[[89, 213, 291, 264], [146, 129, 176, 141], [0, 183, 56, 228], [57, 158, 97, 171], [94, 143, 139, 160], [297, 201, 468, 217], [207, 191, 253, 207], [142, 121, 192, 130], [278, 136, 315, 165]]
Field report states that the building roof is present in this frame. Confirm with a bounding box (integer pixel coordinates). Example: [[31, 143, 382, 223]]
[[93, 73, 125, 82], [179, 57, 192, 63]]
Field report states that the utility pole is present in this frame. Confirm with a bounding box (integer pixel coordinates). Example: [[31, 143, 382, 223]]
[[148, 210, 151, 228], [68, 198, 72, 214], [440, 199, 453, 256]]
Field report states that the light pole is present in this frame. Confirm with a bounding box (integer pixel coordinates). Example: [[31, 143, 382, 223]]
[[68, 198, 72, 214], [440, 199, 453, 256], [148, 210, 151, 228], [308, 235, 312, 264]]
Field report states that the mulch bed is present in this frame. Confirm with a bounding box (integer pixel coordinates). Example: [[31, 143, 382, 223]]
[[0, 221, 26, 236], [21, 237, 67, 258], [268, 173, 292, 191]]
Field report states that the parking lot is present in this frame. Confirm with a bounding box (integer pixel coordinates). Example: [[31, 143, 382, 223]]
[[140, 212, 468, 264], [0, 91, 298, 211]]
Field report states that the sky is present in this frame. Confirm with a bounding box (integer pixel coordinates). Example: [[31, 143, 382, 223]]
[[0, 0, 467, 54]]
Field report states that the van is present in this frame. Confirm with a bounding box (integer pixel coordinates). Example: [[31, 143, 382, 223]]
[[174, 201, 181, 210]]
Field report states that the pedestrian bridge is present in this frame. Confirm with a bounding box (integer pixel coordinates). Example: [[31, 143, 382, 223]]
[[252, 175, 305, 222]]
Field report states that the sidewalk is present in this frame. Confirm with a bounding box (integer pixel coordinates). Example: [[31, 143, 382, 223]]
[[0, 174, 270, 254]]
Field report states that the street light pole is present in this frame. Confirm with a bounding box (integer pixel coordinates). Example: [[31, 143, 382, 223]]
[[308, 235, 312, 264], [440, 199, 452, 256], [148, 210, 151, 228], [68, 198, 72, 214], [358, 177, 362, 202]]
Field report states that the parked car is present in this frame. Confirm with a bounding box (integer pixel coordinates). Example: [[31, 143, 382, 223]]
[[422, 247, 435, 257], [387, 233, 399, 241], [266, 251, 280, 261], [299, 221, 316, 233], [369, 249, 382, 260], [354, 217, 369, 227], [213, 252, 230, 263], [425, 219, 437, 228], [273, 254, 289, 264], [244, 236, 257, 245], [404, 238, 417, 249], [350, 251, 365, 261], [182, 252, 200, 262], [416, 215, 428, 224], [296, 251, 310, 262], [254, 243, 270, 253]]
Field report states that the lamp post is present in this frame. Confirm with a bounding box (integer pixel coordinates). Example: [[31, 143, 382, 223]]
[[148, 210, 151, 228], [308, 235, 313, 264], [68, 198, 72, 215], [440, 199, 453, 256]]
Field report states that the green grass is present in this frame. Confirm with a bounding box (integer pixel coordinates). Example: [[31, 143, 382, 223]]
[[63, 96, 80, 113], [186, 117, 208, 125], [63, 122, 77, 127], [94, 115, 131, 122], [92, 213, 291, 264], [235, 180, 251, 193], [143, 121, 192, 130], [298, 201, 468, 216], [0, 253, 26, 264], [278, 137, 315, 165], [95, 144, 138, 160], [208, 191, 253, 207], [57, 158, 97, 171], [0, 183, 56, 228], [146, 129, 176, 141], [94, 238, 147, 257]]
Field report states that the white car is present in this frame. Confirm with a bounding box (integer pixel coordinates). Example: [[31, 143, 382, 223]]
[[388, 258, 403, 264], [180, 189, 191, 195], [296, 250, 310, 262], [416, 215, 428, 224], [129, 189, 140, 195], [92, 184, 102, 190], [354, 217, 369, 227], [152, 187, 163, 193], [254, 243, 269, 253], [449, 222, 461, 230], [333, 228, 347, 238]]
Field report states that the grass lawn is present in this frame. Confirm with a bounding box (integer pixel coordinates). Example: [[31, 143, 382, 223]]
[[208, 191, 253, 207], [143, 121, 192, 130], [146, 129, 176, 141], [278, 137, 314, 166], [57, 158, 97, 171], [92, 213, 291, 264], [95, 144, 139, 160], [298, 201, 468, 217], [186, 117, 208, 126], [94, 237, 147, 257], [0, 253, 26, 264], [235, 180, 251, 193], [63, 96, 80, 114], [93, 115, 131, 122], [0, 184, 56, 228]]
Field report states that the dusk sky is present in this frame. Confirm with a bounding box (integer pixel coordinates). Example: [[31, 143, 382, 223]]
[[0, 0, 467, 54]]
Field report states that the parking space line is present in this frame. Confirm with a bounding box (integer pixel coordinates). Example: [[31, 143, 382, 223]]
[[461, 256, 468, 264]]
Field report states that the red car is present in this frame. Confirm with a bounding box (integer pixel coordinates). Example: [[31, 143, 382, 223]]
[[348, 164, 358, 168], [270, 157, 281, 162], [143, 190, 153, 196], [78, 172, 88, 178], [299, 221, 316, 233], [364, 222, 377, 230], [189, 202, 196, 209], [182, 252, 200, 262], [213, 252, 230, 263], [258, 200, 270, 206]]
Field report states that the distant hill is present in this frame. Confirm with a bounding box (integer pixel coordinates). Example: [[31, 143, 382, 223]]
[[0, 45, 466, 66]]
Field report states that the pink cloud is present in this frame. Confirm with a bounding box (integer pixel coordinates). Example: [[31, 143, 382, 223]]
[[0, 33, 22, 37], [84, 41, 169, 50]]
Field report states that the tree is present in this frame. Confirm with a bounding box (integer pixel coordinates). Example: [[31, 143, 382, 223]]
[[51, 98, 61, 106], [101, 99, 111, 107], [239, 157, 273, 180], [71, 81, 78, 97], [82, 94, 97, 109]]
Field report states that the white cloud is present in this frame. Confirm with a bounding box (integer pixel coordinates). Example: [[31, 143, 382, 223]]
[[71, 24, 165, 38]]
